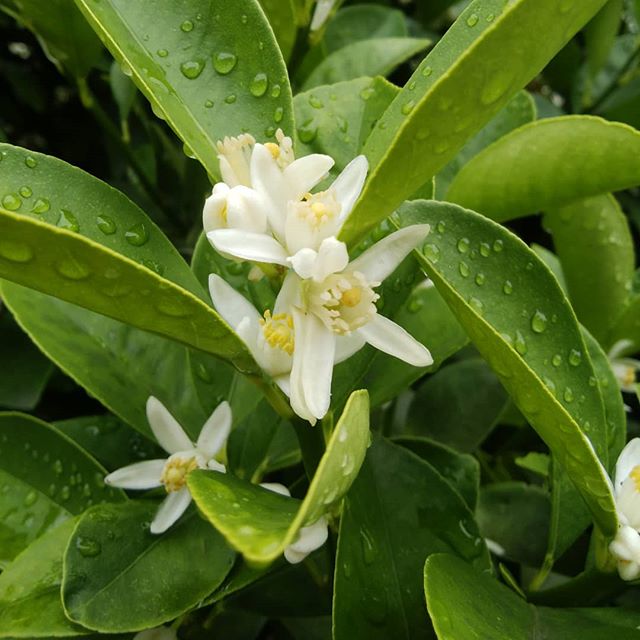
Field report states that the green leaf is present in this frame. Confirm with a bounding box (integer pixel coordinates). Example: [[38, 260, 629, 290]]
[[300, 37, 430, 91], [258, 0, 297, 62], [396, 200, 617, 537], [1, 283, 218, 440], [74, 0, 294, 178], [585, 0, 624, 76], [0, 413, 124, 568], [0, 309, 52, 410], [406, 358, 509, 453], [0, 518, 85, 637], [0, 144, 254, 372], [340, 0, 610, 244], [294, 76, 399, 171], [188, 390, 370, 566], [0, 0, 103, 77], [425, 553, 640, 640], [333, 438, 489, 640], [62, 502, 235, 632], [476, 482, 551, 566], [447, 117, 640, 222], [610, 295, 640, 350]]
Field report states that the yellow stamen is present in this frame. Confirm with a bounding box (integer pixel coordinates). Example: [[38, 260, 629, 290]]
[[260, 310, 295, 355], [341, 287, 362, 307], [265, 142, 280, 159], [622, 366, 636, 389], [630, 466, 640, 492], [160, 456, 198, 493]]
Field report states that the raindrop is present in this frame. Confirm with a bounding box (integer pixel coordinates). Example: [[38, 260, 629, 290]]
[[24, 491, 37, 506], [514, 330, 527, 355], [274, 106, 284, 123], [360, 527, 377, 565], [204, 99, 214, 108], [156, 298, 191, 318], [360, 87, 375, 101], [180, 19, 194, 32], [457, 237, 470, 253], [58, 209, 79, 232], [224, 94, 237, 104], [492, 239, 504, 252], [60, 485, 71, 501], [436, 221, 446, 234], [568, 349, 582, 366], [31, 198, 50, 214], [338, 429, 347, 443], [213, 51, 237, 75], [422, 66, 433, 77], [502, 280, 513, 295], [530, 310, 548, 334], [24, 156, 37, 168], [157, 48, 168, 58], [552, 354, 562, 367], [341, 452, 355, 476], [423, 243, 440, 263], [466, 13, 479, 26], [125, 222, 149, 246], [264, 126, 276, 138], [76, 536, 102, 557], [475, 273, 485, 286], [297, 122, 317, 144], [271, 84, 281, 98], [249, 72, 268, 97], [479, 242, 490, 257], [401, 100, 416, 115], [2, 194, 22, 210], [180, 59, 204, 79], [19, 186, 32, 198], [563, 387, 574, 403], [459, 261, 470, 277], [469, 297, 484, 313], [96, 214, 117, 235], [56, 257, 91, 281], [408, 295, 424, 313], [308, 94, 323, 109]]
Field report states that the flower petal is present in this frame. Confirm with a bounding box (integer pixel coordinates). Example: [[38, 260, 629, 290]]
[[207, 229, 289, 265], [260, 482, 291, 497], [335, 332, 367, 364], [349, 224, 430, 283], [615, 438, 640, 493], [314, 237, 349, 281], [284, 517, 329, 564], [197, 401, 232, 458], [358, 314, 433, 367], [288, 248, 318, 280], [146, 397, 193, 454], [226, 185, 268, 233], [274, 271, 302, 315], [290, 310, 318, 425], [150, 487, 192, 534], [104, 459, 165, 490], [283, 154, 334, 201], [202, 183, 230, 233], [208, 273, 262, 331], [251, 144, 288, 239], [333, 155, 368, 224], [274, 373, 291, 397]]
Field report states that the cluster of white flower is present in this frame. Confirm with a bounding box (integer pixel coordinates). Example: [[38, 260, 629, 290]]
[[205, 129, 432, 424]]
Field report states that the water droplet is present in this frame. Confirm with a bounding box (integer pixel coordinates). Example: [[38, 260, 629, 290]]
[[514, 330, 527, 355], [156, 298, 191, 318], [180, 59, 204, 79], [24, 156, 37, 168], [224, 94, 237, 104], [195, 362, 213, 383], [308, 94, 323, 109], [53, 459, 63, 475], [125, 222, 148, 246], [552, 354, 562, 367], [341, 452, 355, 476], [96, 214, 117, 235], [204, 99, 214, 108], [241, 13, 248, 24], [459, 261, 470, 277], [423, 243, 440, 263], [338, 428, 347, 443], [271, 84, 281, 98], [19, 186, 32, 198], [264, 126, 276, 138], [492, 239, 504, 253], [479, 242, 490, 257], [213, 51, 237, 75], [563, 387, 574, 403], [588, 376, 597, 387], [360, 87, 375, 101], [469, 297, 484, 314], [568, 349, 582, 366], [157, 48, 168, 58], [76, 536, 102, 557], [180, 19, 194, 32], [401, 100, 416, 115], [274, 106, 284, 123], [466, 13, 479, 26], [457, 237, 470, 253], [298, 121, 317, 144], [502, 280, 513, 295], [249, 72, 268, 97], [475, 273, 485, 286], [530, 310, 548, 333], [360, 527, 377, 565], [31, 198, 50, 214], [436, 221, 446, 234], [2, 194, 22, 210], [408, 295, 424, 313], [422, 66, 433, 77], [56, 256, 91, 281], [24, 491, 37, 506], [60, 485, 71, 501], [58, 209, 79, 232], [486, 13, 495, 22]]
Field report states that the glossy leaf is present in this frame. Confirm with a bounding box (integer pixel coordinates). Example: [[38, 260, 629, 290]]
[[397, 200, 617, 537], [447, 117, 640, 222], [259, 0, 297, 61], [2, 283, 216, 440], [333, 438, 489, 640], [340, 0, 610, 244], [300, 37, 430, 91], [62, 502, 235, 632], [585, 0, 624, 76], [0, 413, 124, 568], [74, 0, 294, 178], [609, 294, 640, 351], [0, 518, 85, 636], [188, 390, 370, 565], [425, 553, 640, 640]]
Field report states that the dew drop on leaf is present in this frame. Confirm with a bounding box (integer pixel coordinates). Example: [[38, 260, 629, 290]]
[[96, 214, 117, 235], [249, 72, 268, 97], [213, 51, 237, 75], [19, 186, 32, 198], [180, 19, 194, 32], [2, 193, 21, 210], [24, 155, 37, 168], [124, 222, 149, 246], [530, 310, 548, 333], [180, 59, 204, 79], [58, 209, 79, 232]]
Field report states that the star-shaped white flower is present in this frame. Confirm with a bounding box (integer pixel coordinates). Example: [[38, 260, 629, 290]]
[[288, 226, 433, 424], [609, 340, 640, 394], [105, 397, 230, 534], [260, 482, 329, 564], [609, 438, 640, 580]]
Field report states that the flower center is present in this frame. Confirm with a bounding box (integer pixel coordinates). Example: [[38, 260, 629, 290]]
[[160, 455, 199, 493], [310, 271, 379, 335], [260, 310, 295, 355], [293, 191, 341, 230], [216, 133, 255, 186], [622, 365, 636, 389], [630, 465, 640, 492]]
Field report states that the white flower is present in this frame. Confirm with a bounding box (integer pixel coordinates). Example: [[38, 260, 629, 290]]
[[134, 627, 177, 640], [609, 438, 640, 580], [310, 0, 337, 31], [609, 340, 640, 394], [105, 397, 230, 534], [206, 134, 365, 266], [289, 226, 433, 424], [260, 482, 328, 563]]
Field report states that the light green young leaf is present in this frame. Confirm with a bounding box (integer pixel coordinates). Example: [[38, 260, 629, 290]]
[[0, 518, 85, 637], [0, 413, 124, 568], [340, 0, 609, 244], [74, 0, 294, 178], [585, 0, 624, 76], [188, 390, 369, 566], [301, 37, 430, 91], [425, 553, 640, 640], [447, 117, 640, 222], [397, 200, 617, 537], [545, 194, 635, 347], [333, 438, 489, 640]]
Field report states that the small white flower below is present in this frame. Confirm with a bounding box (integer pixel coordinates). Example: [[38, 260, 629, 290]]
[[133, 626, 177, 640], [105, 397, 230, 534], [609, 340, 640, 394]]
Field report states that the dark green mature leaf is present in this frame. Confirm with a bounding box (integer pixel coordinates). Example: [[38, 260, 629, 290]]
[[447, 117, 640, 222], [585, 0, 624, 76], [0, 413, 124, 568], [62, 502, 235, 632], [610, 295, 640, 350], [189, 390, 369, 565], [0, 518, 85, 636], [74, 0, 294, 179], [425, 554, 640, 640], [397, 200, 617, 537], [0, 0, 103, 77], [258, 0, 297, 62], [333, 438, 489, 640], [300, 37, 431, 91], [340, 0, 610, 244], [406, 358, 509, 452]]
